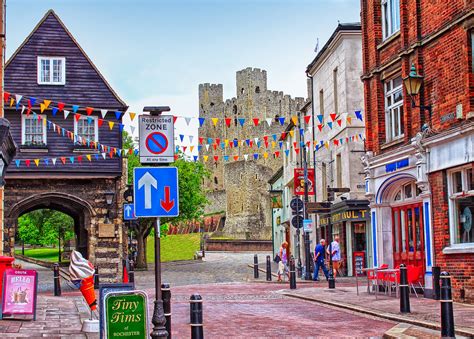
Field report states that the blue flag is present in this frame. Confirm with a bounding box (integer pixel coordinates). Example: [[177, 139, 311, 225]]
[[238, 118, 245, 127], [317, 115, 323, 123], [355, 110, 363, 121], [115, 111, 122, 120], [52, 107, 58, 116], [278, 117, 285, 125], [199, 117, 205, 127], [72, 105, 79, 113]]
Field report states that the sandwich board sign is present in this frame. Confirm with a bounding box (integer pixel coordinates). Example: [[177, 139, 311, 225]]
[[99, 283, 134, 339], [104, 290, 148, 339], [139, 115, 174, 164], [0, 269, 38, 320]]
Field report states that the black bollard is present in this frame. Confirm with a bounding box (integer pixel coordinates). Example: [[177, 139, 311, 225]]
[[266, 255, 272, 281], [253, 254, 259, 279], [432, 266, 441, 300], [162, 283, 171, 339], [129, 260, 135, 284], [399, 264, 410, 313], [289, 257, 296, 290], [53, 263, 61, 296], [190, 294, 203, 339], [440, 272, 455, 338], [94, 265, 100, 289]]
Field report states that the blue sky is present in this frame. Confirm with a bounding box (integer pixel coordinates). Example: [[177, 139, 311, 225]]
[[6, 0, 360, 142]]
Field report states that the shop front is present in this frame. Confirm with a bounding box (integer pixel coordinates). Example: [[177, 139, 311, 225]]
[[318, 200, 370, 277]]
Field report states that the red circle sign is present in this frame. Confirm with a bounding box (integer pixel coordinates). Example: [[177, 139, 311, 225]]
[[145, 132, 168, 155]]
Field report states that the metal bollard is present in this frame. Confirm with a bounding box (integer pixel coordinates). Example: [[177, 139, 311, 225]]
[[266, 255, 272, 281], [190, 294, 203, 339], [129, 260, 135, 284], [122, 259, 129, 283], [94, 265, 100, 289], [432, 266, 441, 300], [253, 254, 259, 279], [53, 263, 61, 296], [289, 257, 296, 290], [399, 264, 410, 313], [440, 272, 455, 338], [162, 283, 171, 339]]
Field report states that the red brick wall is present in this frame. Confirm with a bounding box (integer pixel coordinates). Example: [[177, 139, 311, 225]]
[[361, 0, 473, 155], [430, 170, 474, 302]]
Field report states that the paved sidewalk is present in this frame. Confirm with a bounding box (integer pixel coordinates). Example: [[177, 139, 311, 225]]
[[281, 284, 474, 337]]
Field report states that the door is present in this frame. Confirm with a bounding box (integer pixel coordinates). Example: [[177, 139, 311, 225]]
[[392, 203, 425, 274]]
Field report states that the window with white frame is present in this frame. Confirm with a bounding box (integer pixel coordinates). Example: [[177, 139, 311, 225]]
[[384, 77, 404, 142], [37, 57, 66, 85], [74, 116, 98, 143], [381, 0, 400, 39], [448, 166, 474, 244], [393, 182, 422, 202], [22, 115, 46, 145]]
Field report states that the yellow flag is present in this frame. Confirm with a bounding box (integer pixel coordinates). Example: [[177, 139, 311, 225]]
[[271, 141, 276, 149], [211, 118, 219, 126], [86, 154, 92, 162], [40, 103, 46, 113], [9, 98, 14, 107], [129, 112, 136, 121], [289, 130, 294, 137], [34, 159, 40, 167], [43, 100, 51, 110], [263, 152, 268, 159], [203, 155, 209, 162], [109, 121, 115, 130], [43, 118, 47, 127], [224, 139, 229, 147], [325, 141, 329, 149], [190, 145, 195, 152], [291, 116, 298, 125]]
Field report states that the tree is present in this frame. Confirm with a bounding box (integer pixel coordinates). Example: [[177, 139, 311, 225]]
[[123, 131, 209, 268]]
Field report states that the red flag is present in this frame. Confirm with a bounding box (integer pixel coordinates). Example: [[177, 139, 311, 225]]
[[295, 148, 300, 155], [77, 156, 83, 163], [264, 141, 269, 148], [249, 141, 253, 148], [330, 113, 337, 121], [27, 99, 32, 109], [60, 157, 66, 165], [213, 155, 218, 162], [25, 159, 31, 167], [199, 137, 204, 144], [86, 107, 94, 116], [334, 139, 339, 146], [318, 124, 323, 132], [263, 135, 268, 142], [173, 116, 177, 124], [275, 151, 280, 158], [3, 92, 10, 103], [57, 102, 65, 111], [281, 132, 287, 139], [225, 118, 231, 127], [293, 142, 297, 149], [213, 144, 217, 150], [233, 155, 239, 161], [174, 154, 179, 160], [75, 114, 81, 122], [304, 115, 311, 124], [337, 119, 342, 127], [98, 119, 104, 127], [182, 146, 187, 152], [253, 118, 259, 126], [215, 138, 220, 145]]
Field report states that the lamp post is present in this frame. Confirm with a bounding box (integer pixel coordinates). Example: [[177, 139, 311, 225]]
[[104, 191, 115, 224], [143, 106, 171, 339], [403, 63, 432, 131]]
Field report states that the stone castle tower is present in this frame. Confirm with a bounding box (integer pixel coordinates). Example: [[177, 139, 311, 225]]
[[199, 68, 305, 239]]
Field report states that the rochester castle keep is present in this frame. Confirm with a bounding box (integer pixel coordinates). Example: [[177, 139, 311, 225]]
[[199, 67, 305, 240]]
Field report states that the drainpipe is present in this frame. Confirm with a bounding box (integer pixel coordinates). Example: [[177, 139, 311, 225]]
[[306, 71, 318, 243]]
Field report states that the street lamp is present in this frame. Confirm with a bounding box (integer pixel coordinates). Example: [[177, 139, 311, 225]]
[[104, 191, 115, 224], [403, 63, 432, 131]]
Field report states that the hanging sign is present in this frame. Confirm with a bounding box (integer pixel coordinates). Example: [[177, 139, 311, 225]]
[[139, 115, 174, 164], [104, 290, 148, 339], [303, 219, 313, 233], [294, 168, 315, 196], [1, 269, 38, 320]]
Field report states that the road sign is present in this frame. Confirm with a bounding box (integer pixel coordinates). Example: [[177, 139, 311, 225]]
[[306, 202, 332, 214], [328, 187, 351, 193], [303, 219, 313, 233], [104, 290, 148, 339], [291, 215, 304, 229], [133, 167, 179, 217], [123, 203, 137, 220], [290, 197, 304, 211], [139, 115, 174, 164]]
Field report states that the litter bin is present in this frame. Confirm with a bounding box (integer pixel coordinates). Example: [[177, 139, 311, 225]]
[[0, 256, 14, 293]]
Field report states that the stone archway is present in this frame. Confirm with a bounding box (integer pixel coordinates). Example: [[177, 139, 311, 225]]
[[5, 192, 96, 260]]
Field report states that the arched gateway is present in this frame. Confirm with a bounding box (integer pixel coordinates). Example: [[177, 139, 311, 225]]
[[2, 10, 129, 281]]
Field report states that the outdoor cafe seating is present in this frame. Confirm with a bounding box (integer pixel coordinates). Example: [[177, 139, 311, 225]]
[[363, 264, 424, 298]]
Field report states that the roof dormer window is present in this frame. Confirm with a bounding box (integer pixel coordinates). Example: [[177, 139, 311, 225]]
[[37, 57, 65, 85]]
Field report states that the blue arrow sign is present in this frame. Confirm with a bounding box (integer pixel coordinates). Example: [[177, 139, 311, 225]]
[[133, 167, 179, 217], [123, 203, 137, 220]]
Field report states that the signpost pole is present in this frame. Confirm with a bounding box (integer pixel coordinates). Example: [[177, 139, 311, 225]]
[[151, 217, 167, 339], [301, 112, 311, 281]]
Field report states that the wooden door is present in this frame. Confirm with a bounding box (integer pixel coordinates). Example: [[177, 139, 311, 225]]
[[392, 203, 425, 274]]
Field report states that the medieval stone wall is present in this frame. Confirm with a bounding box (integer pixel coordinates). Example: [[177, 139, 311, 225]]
[[199, 68, 305, 239]]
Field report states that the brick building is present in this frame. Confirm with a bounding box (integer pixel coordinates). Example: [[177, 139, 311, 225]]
[[361, 1, 473, 300], [3, 10, 128, 281]]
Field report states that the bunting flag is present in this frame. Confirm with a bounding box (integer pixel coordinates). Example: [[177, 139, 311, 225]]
[[291, 116, 298, 125], [337, 119, 342, 127], [15, 95, 22, 110], [72, 105, 79, 113], [129, 112, 136, 121], [278, 117, 285, 125], [327, 122, 333, 129], [346, 116, 352, 125], [115, 111, 121, 120], [52, 107, 58, 117], [355, 110, 363, 121], [64, 110, 70, 119], [199, 118, 205, 127], [86, 107, 94, 116], [330, 113, 337, 122], [265, 118, 272, 127], [253, 118, 259, 126], [57, 102, 65, 111], [238, 118, 245, 127], [317, 115, 323, 124], [3, 92, 10, 103], [101, 109, 108, 118], [225, 118, 231, 127], [211, 118, 219, 126], [108, 121, 115, 130], [304, 115, 311, 124]]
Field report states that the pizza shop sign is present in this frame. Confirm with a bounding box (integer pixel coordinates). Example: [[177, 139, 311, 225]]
[[319, 209, 368, 226]]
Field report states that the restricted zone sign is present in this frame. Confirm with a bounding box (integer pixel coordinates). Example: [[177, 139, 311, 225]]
[[139, 115, 174, 163]]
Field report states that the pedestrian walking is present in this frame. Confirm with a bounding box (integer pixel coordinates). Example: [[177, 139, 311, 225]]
[[277, 241, 289, 282], [328, 235, 341, 277], [313, 239, 329, 281]]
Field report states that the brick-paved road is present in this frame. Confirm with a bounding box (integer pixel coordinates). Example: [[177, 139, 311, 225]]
[[145, 282, 395, 338]]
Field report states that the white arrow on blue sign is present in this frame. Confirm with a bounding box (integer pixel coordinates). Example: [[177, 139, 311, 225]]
[[133, 167, 179, 217], [123, 203, 137, 220]]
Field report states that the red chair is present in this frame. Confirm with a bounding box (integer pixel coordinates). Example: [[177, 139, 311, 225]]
[[407, 265, 424, 297], [367, 264, 388, 293]]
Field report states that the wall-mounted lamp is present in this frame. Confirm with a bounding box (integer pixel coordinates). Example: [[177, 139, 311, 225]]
[[403, 64, 432, 131], [104, 191, 115, 223]]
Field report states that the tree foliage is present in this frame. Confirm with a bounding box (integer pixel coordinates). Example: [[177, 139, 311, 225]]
[[17, 209, 74, 246], [123, 131, 209, 268]]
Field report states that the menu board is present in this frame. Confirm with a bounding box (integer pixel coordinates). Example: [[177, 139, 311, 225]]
[[1, 269, 38, 320], [353, 252, 365, 277]]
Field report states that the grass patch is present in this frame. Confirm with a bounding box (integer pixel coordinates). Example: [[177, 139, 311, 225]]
[[147, 233, 201, 263], [15, 247, 62, 262]]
